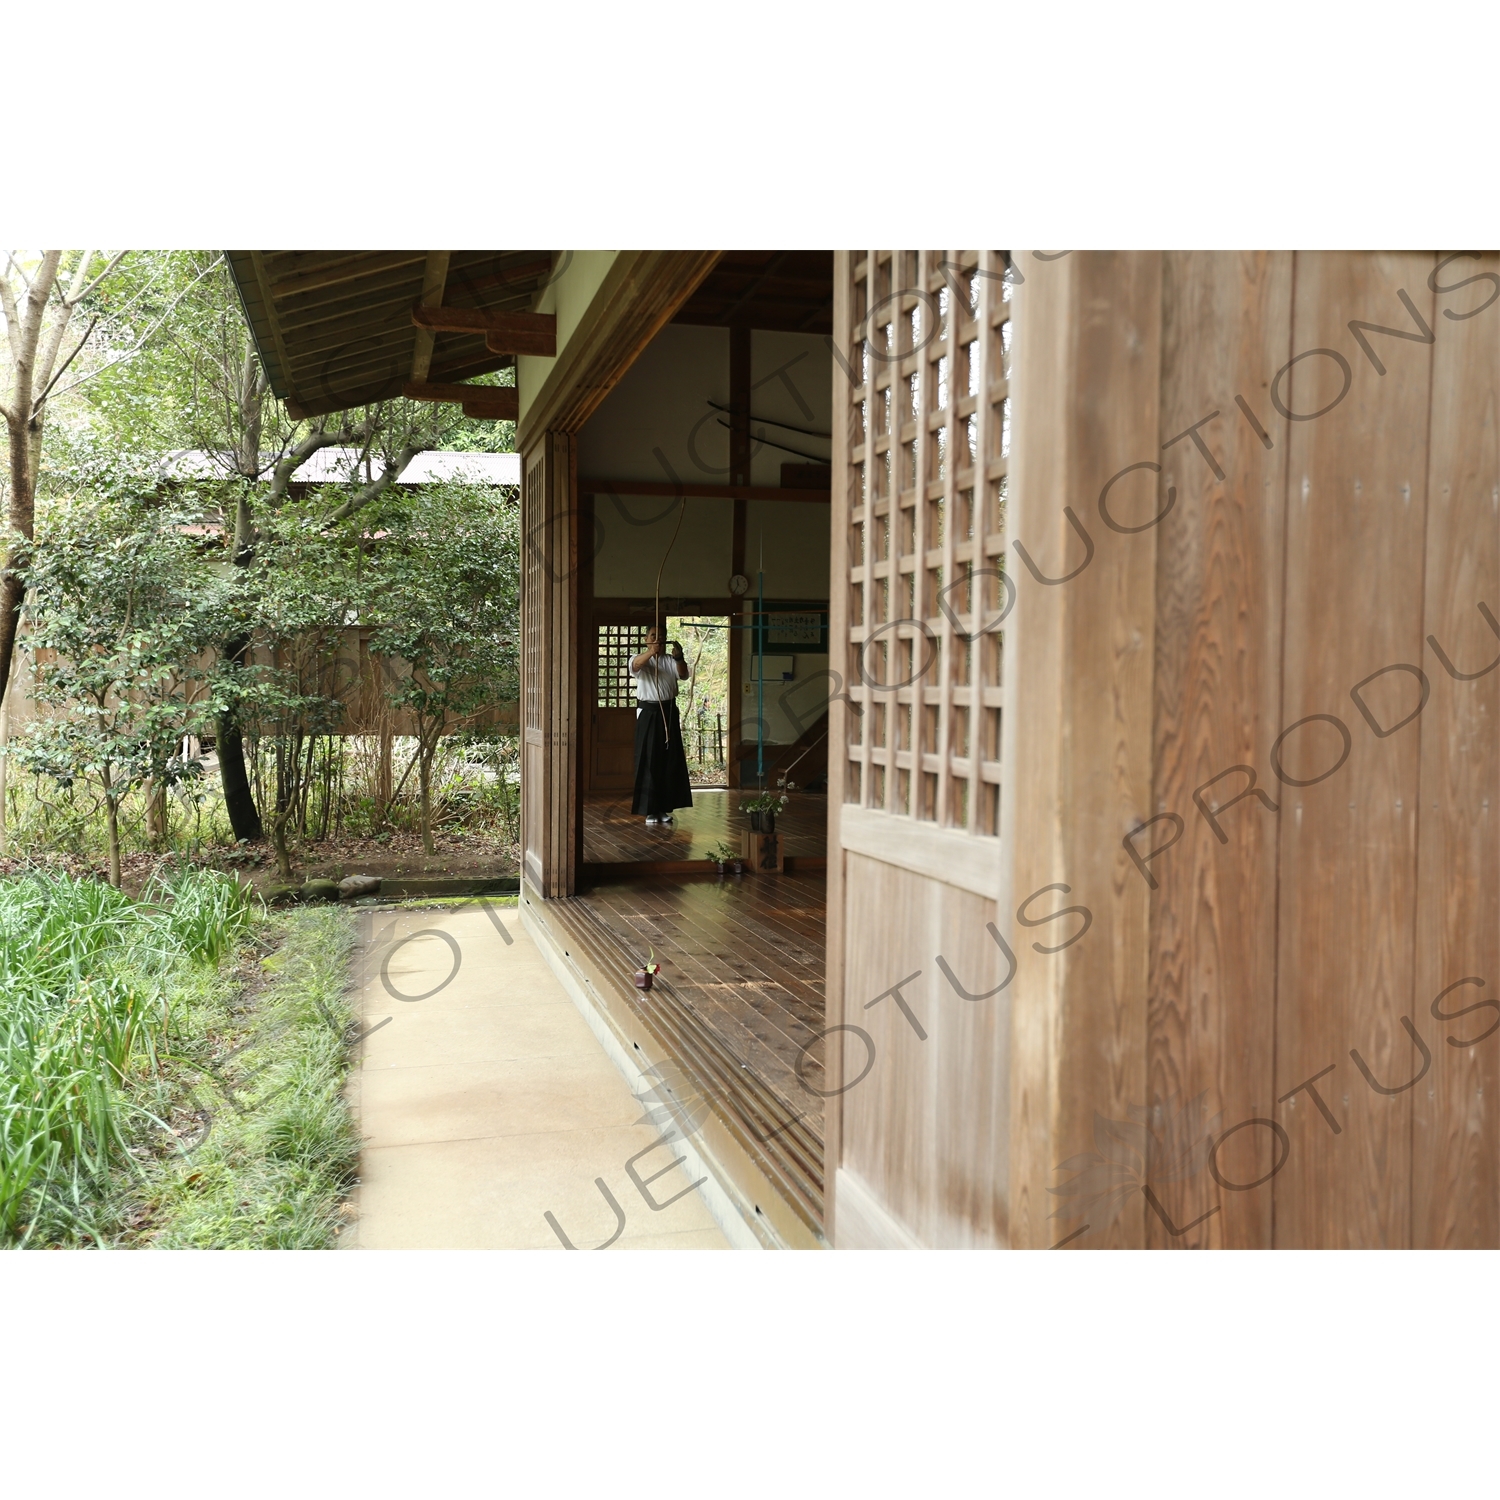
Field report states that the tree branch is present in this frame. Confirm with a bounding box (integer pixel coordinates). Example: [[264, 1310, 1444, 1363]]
[[31, 251, 95, 399], [324, 445, 424, 525], [3, 252, 32, 294], [68, 250, 129, 308], [0, 266, 25, 368], [267, 424, 366, 504], [31, 316, 98, 408], [43, 255, 222, 406]]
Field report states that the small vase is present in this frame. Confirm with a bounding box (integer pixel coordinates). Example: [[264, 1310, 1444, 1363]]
[[634, 969, 653, 991], [730, 859, 745, 876]]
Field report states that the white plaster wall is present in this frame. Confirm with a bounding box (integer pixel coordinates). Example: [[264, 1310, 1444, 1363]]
[[748, 331, 833, 487], [742, 499, 831, 597], [739, 642, 832, 747], [516, 250, 619, 430], [592, 493, 734, 599], [578, 323, 730, 484]]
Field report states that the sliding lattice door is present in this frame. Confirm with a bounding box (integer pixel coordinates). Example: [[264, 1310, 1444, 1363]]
[[826, 252, 1015, 1246]]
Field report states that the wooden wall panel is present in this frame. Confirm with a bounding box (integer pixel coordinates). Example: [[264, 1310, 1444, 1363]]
[[1007, 252, 1162, 1249], [828, 248, 1499, 1250], [1411, 252, 1500, 1248], [520, 431, 579, 898], [1273, 252, 1436, 1248], [837, 853, 1009, 1246], [824, 255, 852, 1243], [1145, 252, 1292, 1248]]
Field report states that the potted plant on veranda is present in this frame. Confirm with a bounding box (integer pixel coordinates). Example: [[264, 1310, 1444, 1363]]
[[740, 778, 794, 834], [709, 840, 744, 877], [634, 949, 662, 991]]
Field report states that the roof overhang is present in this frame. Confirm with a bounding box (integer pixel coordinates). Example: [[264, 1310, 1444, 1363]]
[[226, 249, 558, 419]]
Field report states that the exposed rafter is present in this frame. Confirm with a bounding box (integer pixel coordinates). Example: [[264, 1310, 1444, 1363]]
[[403, 380, 517, 421], [411, 305, 557, 357], [409, 251, 452, 383]]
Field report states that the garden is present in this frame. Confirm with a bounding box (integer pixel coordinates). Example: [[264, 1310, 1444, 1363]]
[[1, 251, 524, 1246]]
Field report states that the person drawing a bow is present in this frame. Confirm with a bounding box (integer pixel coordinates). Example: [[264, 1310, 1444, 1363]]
[[628, 625, 694, 826]]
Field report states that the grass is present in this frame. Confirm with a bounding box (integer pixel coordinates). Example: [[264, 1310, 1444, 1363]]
[[0, 869, 361, 1248]]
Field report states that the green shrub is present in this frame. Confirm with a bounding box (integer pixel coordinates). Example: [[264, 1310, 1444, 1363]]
[[0, 871, 357, 1248]]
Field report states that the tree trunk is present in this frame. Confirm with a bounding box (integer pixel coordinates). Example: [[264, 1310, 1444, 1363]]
[[101, 768, 122, 888], [271, 816, 294, 881], [146, 779, 169, 845], [0, 572, 24, 715], [271, 736, 295, 880], [419, 744, 436, 855], [216, 629, 263, 841], [0, 688, 9, 856], [217, 707, 263, 841], [377, 725, 393, 825]]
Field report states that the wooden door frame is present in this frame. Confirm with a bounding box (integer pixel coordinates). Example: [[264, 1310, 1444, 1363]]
[[519, 253, 724, 899]]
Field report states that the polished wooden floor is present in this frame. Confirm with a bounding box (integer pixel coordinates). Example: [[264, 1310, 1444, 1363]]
[[548, 867, 828, 1229], [583, 789, 827, 865]]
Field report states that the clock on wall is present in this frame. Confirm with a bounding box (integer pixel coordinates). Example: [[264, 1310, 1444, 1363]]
[[728, 573, 750, 597]]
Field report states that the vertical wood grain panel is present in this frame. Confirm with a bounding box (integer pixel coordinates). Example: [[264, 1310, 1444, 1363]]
[[824, 251, 855, 1243], [1007, 252, 1161, 1248], [1145, 252, 1292, 1248], [1273, 252, 1435, 1248], [837, 854, 1010, 1245], [1411, 251, 1500, 1248]]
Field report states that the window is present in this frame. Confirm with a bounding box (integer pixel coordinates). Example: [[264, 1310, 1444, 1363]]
[[596, 624, 647, 708]]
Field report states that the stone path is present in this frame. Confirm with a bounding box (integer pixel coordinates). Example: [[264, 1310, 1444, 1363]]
[[341, 900, 730, 1250]]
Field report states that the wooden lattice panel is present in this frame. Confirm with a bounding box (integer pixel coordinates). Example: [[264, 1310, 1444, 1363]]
[[523, 455, 545, 733], [840, 252, 1011, 836], [596, 623, 647, 708]]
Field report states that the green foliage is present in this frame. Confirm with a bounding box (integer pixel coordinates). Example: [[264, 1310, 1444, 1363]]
[[0, 872, 360, 1248], [0, 868, 258, 1242], [361, 480, 520, 848], [12, 249, 524, 878], [9, 467, 229, 881], [667, 614, 730, 779], [363, 479, 520, 715]]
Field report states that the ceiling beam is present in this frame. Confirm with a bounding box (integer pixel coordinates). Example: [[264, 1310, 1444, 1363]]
[[410, 251, 452, 384], [412, 305, 557, 357], [285, 353, 518, 419], [579, 478, 828, 503], [443, 256, 553, 299], [403, 380, 517, 420]]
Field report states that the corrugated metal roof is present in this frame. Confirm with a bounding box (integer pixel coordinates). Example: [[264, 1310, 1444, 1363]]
[[162, 449, 520, 486]]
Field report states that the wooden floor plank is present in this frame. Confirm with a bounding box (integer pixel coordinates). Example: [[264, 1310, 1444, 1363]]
[[583, 790, 827, 863], [543, 870, 830, 1227]]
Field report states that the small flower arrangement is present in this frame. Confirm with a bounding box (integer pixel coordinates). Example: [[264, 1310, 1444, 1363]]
[[739, 788, 790, 817], [708, 841, 739, 867], [634, 947, 661, 991]]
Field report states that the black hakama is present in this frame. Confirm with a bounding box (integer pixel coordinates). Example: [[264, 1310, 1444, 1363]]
[[631, 700, 695, 817]]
